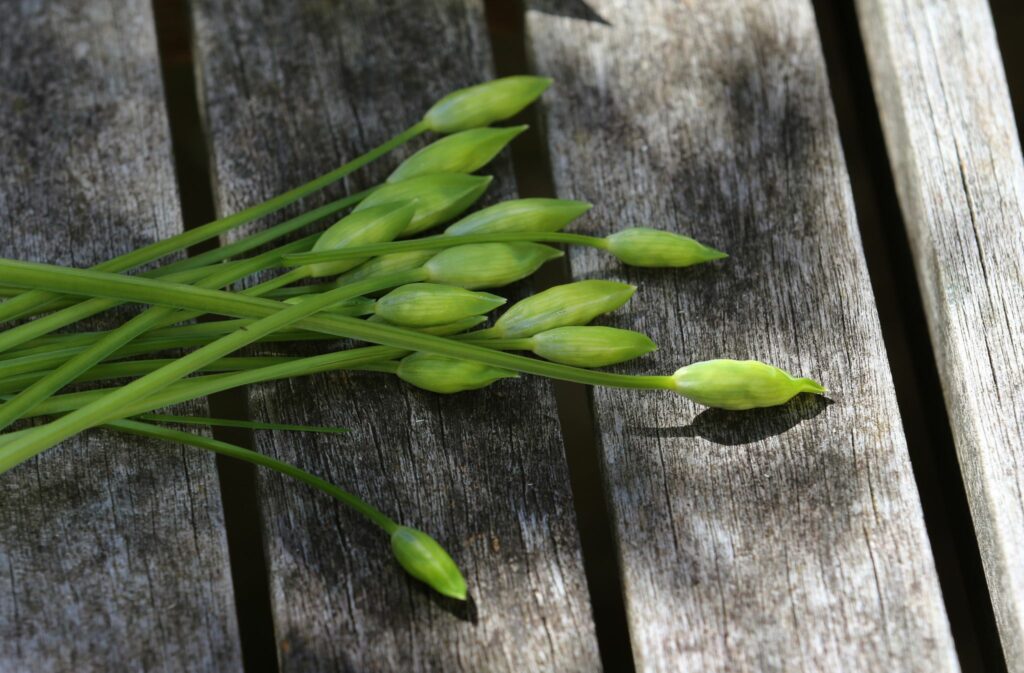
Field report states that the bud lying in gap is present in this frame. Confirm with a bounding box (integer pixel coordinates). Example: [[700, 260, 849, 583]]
[[422, 243, 562, 289], [387, 126, 527, 183], [605, 227, 727, 267], [355, 174, 492, 235], [336, 250, 438, 286], [397, 353, 517, 394], [422, 75, 552, 134], [488, 280, 636, 338], [390, 526, 468, 600], [672, 359, 825, 410], [306, 202, 415, 278], [375, 283, 505, 328], [444, 198, 592, 235], [530, 326, 656, 367]]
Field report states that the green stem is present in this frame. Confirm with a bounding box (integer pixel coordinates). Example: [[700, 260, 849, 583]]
[[282, 231, 607, 266], [0, 121, 424, 323], [109, 419, 397, 532]]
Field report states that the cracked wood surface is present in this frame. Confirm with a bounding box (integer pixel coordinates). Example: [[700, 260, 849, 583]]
[[527, 0, 959, 670], [190, 0, 600, 670], [856, 0, 1024, 669], [0, 1, 241, 671]]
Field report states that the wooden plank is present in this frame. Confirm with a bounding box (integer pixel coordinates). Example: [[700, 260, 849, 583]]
[[527, 1, 959, 670], [854, 0, 1024, 668], [0, 2, 242, 671], [189, 0, 601, 670]]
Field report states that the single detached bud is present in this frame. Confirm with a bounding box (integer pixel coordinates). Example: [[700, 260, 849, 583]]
[[530, 326, 656, 367], [387, 126, 527, 183], [423, 243, 562, 289], [605, 228, 727, 267], [422, 76, 553, 133], [672, 359, 826, 410], [390, 526, 467, 600], [336, 250, 437, 285], [490, 280, 636, 338], [307, 202, 415, 277], [375, 283, 506, 327], [355, 174, 492, 235], [444, 198, 592, 235], [397, 353, 517, 394]]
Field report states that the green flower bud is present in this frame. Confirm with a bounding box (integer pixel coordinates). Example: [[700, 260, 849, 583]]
[[422, 76, 553, 133], [355, 174, 492, 235], [444, 198, 592, 235], [390, 526, 467, 600], [397, 353, 517, 394], [672, 359, 826, 410], [605, 228, 727, 267], [335, 250, 437, 285], [387, 126, 527, 183], [490, 280, 636, 338], [367, 314, 487, 336], [375, 283, 505, 327], [422, 243, 562, 289], [307, 202, 415, 277], [530, 326, 656, 367]]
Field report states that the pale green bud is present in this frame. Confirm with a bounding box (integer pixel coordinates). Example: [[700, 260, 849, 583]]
[[397, 353, 517, 394], [422, 243, 562, 289], [530, 326, 656, 367], [444, 198, 591, 235], [355, 174, 492, 235], [307, 202, 415, 277], [387, 126, 527, 183], [335, 250, 437, 286], [390, 526, 467, 600], [422, 76, 552, 133], [605, 228, 727, 267], [375, 283, 505, 327], [672, 359, 826, 410], [490, 280, 636, 338], [367, 314, 487, 336]]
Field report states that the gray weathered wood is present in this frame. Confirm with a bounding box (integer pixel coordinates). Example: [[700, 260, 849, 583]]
[[855, 0, 1024, 668], [0, 2, 241, 671], [190, 0, 601, 670], [528, 1, 959, 670]]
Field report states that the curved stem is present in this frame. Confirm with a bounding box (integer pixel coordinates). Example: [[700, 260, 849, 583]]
[[110, 419, 397, 532], [282, 231, 607, 266]]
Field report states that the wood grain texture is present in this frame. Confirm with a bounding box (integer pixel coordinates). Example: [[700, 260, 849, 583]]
[[527, 1, 959, 670], [0, 2, 242, 671], [190, 0, 601, 670], [855, 0, 1024, 668]]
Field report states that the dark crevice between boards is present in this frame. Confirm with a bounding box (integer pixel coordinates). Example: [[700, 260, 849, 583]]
[[812, 2, 1007, 672], [484, 2, 637, 671], [989, 0, 1024, 141], [152, 2, 280, 672]]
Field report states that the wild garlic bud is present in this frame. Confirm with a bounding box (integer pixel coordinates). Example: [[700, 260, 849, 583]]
[[672, 359, 825, 410], [397, 353, 517, 394], [387, 126, 527, 183], [375, 283, 505, 327], [390, 526, 467, 600], [422, 243, 562, 289], [489, 280, 636, 338], [307, 202, 415, 277], [605, 228, 727, 267], [355, 174, 492, 235], [422, 76, 553, 133], [444, 198, 592, 235], [530, 326, 656, 367], [367, 314, 487, 336], [336, 250, 437, 285]]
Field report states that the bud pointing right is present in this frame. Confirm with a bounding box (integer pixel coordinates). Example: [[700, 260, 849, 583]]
[[375, 283, 505, 328], [390, 526, 468, 600], [422, 76, 553, 134], [605, 227, 727, 267], [355, 173, 492, 235], [387, 126, 527, 183], [445, 198, 592, 235], [397, 353, 517, 394], [671, 359, 825, 410], [530, 326, 657, 367], [487, 280, 636, 338]]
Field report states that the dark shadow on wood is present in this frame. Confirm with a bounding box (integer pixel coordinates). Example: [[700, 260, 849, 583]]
[[990, 0, 1024, 141], [485, 1, 636, 671], [526, 0, 610, 25], [152, 1, 280, 672], [812, 1, 1007, 672]]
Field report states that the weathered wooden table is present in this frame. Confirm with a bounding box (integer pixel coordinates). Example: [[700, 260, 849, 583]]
[[1, 0, 1022, 671]]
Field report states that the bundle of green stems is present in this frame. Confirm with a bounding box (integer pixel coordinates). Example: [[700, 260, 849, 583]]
[[0, 77, 823, 600]]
